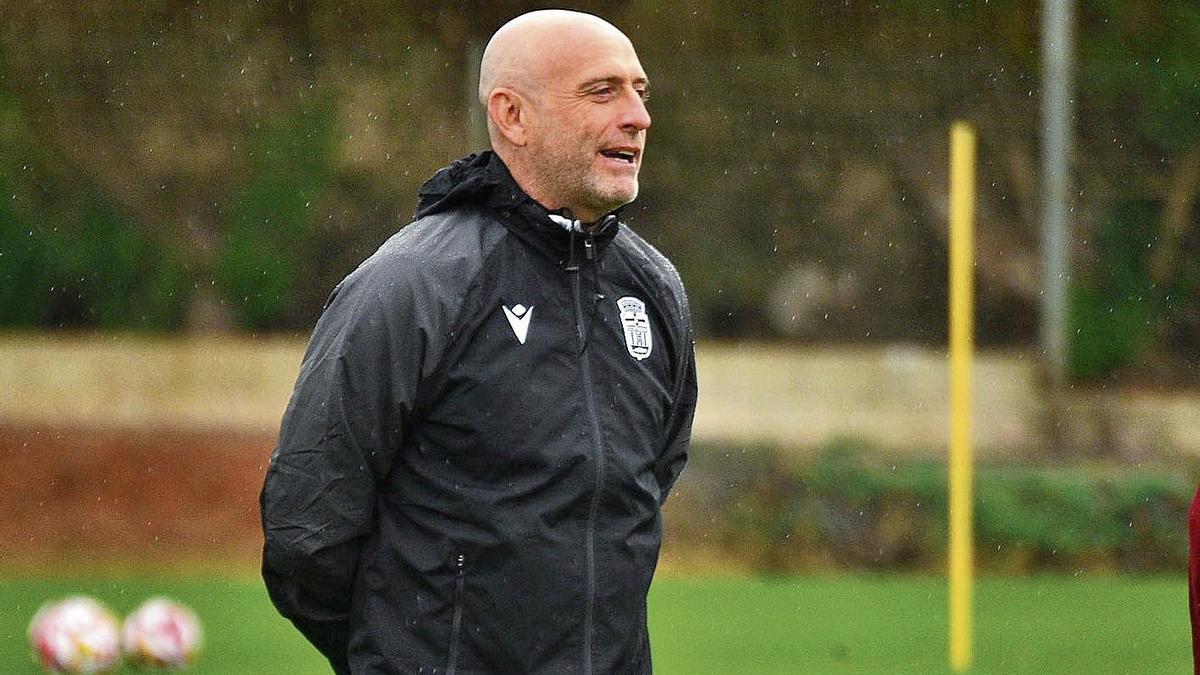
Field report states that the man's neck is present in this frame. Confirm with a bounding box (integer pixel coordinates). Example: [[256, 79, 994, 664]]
[[494, 149, 605, 226]]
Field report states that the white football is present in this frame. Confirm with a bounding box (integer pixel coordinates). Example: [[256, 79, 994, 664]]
[[28, 596, 121, 674], [121, 597, 203, 669]]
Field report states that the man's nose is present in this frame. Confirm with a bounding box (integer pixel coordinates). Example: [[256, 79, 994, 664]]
[[619, 90, 651, 132]]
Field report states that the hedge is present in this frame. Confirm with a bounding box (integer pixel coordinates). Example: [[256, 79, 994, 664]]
[[663, 439, 1193, 574]]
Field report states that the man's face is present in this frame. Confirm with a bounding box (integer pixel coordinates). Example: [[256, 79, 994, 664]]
[[523, 34, 651, 222]]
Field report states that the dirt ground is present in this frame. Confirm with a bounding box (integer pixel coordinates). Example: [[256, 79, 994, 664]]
[[0, 425, 722, 577], [1, 425, 274, 573], [0, 423, 725, 578]]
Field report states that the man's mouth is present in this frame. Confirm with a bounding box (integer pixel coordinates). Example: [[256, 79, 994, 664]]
[[599, 147, 639, 164]]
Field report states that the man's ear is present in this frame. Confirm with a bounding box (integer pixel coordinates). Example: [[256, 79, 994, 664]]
[[487, 88, 528, 147]]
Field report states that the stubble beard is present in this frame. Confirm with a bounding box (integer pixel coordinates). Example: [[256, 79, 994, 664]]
[[530, 138, 639, 221], [575, 165, 638, 219]]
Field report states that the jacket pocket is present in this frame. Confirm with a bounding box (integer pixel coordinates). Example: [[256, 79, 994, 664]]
[[446, 553, 466, 675]]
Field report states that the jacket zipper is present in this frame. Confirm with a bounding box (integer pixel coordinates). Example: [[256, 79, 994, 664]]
[[569, 229, 605, 675], [446, 553, 466, 675]]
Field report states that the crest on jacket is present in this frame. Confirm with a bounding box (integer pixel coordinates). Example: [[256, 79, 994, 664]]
[[617, 296, 652, 361]]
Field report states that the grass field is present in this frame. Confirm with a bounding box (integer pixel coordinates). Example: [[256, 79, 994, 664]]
[[0, 574, 1188, 674]]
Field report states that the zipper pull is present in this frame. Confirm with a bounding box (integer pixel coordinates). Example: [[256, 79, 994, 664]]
[[566, 229, 580, 272], [584, 235, 595, 261], [455, 553, 466, 574]]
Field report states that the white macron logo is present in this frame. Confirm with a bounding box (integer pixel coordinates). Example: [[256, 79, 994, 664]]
[[502, 303, 534, 344]]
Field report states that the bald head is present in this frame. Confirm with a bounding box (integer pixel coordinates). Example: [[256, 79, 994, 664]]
[[476, 10, 651, 222], [478, 10, 632, 107]]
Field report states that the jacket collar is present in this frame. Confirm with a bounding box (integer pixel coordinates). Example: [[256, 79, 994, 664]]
[[415, 151, 620, 267]]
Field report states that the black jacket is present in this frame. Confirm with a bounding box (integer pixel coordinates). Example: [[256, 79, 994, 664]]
[[261, 152, 697, 674]]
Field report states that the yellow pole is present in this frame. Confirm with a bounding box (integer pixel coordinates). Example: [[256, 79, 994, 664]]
[[948, 121, 976, 673]]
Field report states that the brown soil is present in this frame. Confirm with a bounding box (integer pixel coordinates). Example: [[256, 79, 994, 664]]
[[1, 425, 274, 574], [0, 424, 746, 578]]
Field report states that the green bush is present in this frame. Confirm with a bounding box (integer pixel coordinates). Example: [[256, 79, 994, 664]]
[[0, 188, 191, 330], [664, 440, 1193, 574], [1068, 199, 1193, 380], [0, 88, 190, 331], [214, 104, 334, 330]]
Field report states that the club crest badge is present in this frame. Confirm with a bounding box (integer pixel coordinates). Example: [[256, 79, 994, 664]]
[[617, 296, 652, 361]]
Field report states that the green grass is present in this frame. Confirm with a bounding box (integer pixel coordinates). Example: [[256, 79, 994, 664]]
[[0, 574, 1189, 674], [651, 575, 1189, 674]]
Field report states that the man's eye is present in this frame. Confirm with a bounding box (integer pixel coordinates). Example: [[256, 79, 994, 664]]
[[636, 89, 650, 101], [592, 86, 615, 97]]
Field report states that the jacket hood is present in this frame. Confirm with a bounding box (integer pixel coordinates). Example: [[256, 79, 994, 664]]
[[415, 151, 621, 265], [415, 151, 527, 219]]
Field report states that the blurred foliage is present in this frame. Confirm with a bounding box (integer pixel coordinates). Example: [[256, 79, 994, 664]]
[[0, 189, 191, 330], [0, 87, 190, 329], [1080, 1, 1200, 154], [215, 103, 334, 329], [666, 440, 1192, 574], [0, 1, 1196, 382], [1068, 199, 1190, 380]]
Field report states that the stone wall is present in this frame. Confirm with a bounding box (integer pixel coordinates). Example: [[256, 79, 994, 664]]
[[2, 335, 1197, 457]]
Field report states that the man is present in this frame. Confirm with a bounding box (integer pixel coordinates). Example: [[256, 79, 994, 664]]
[[260, 9, 697, 675]]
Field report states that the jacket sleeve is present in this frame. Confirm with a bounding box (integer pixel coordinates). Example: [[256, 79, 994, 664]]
[[260, 262, 429, 673], [654, 324, 698, 505]]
